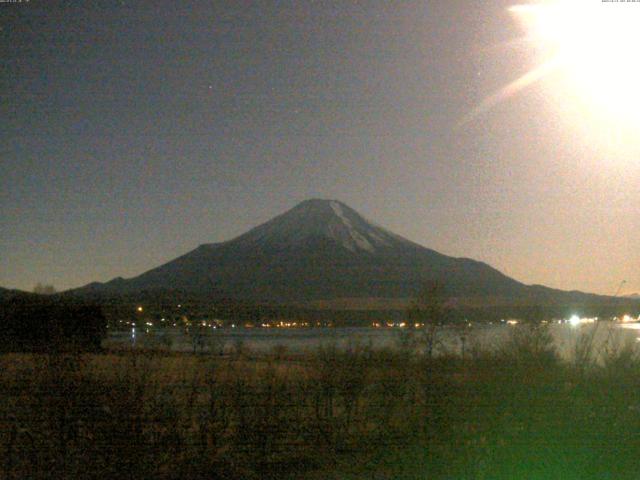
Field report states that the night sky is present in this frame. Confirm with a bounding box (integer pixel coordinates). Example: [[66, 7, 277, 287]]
[[3, 0, 640, 295]]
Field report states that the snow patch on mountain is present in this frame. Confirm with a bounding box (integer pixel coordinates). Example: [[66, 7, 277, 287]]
[[330, 201, 375, 252], [367, 229, 392, 247]]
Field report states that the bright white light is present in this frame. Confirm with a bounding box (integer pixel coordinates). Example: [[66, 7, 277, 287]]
[[568, 315, 596, 327], [510, 0, 640, 124], [465, 0, 640, 128]]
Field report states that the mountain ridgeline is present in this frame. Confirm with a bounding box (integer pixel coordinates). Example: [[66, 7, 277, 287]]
[[71, 199, 629, 309]]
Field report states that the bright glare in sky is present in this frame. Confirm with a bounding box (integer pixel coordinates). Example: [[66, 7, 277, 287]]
[[509, 0, 640, 124], [468, 1, 640, 127]]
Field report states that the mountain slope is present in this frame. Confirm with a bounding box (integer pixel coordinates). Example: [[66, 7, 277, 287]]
[[68, 199, 620, 306]]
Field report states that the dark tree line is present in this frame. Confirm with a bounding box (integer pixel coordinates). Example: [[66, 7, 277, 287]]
[[0, 298, 107, 352]]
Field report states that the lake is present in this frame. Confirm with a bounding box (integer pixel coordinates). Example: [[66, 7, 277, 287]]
[[104, 321, 640, 360]]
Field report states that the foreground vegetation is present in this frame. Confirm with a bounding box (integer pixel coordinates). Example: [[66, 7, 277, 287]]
[[1, 325, 640, 479]]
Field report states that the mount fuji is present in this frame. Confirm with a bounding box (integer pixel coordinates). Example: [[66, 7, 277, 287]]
[[69, 199, 620, 307]]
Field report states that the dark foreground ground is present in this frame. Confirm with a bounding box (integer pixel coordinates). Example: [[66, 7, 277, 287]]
[[1, 325, 640, 479]]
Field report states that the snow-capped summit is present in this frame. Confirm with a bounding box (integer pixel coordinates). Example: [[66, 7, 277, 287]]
[[231, 199, 408, 253]]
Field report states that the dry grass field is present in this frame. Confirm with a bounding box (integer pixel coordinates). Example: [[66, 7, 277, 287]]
[[2, 325, 640, 479]]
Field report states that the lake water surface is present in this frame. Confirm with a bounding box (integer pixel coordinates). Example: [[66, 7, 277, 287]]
[[105, 321, 640, 360]]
